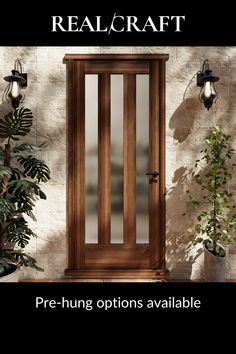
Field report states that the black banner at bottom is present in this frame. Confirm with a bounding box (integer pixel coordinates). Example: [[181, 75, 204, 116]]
[[0, 282, 235, 317]]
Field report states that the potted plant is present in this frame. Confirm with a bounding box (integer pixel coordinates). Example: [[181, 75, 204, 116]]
[[187, 125, 236, 281], [0, 107, 50, 282]]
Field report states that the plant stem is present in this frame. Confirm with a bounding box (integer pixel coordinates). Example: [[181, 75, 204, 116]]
[[3, 144, 11, 167], [213, 186, 217, 254]]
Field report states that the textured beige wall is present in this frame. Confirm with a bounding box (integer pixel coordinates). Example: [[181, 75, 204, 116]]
[[0, 46, 236, 280]]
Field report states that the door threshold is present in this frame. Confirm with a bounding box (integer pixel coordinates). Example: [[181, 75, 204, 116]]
[[64, 269, 169, 279]]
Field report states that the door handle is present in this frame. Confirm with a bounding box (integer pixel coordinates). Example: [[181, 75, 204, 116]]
[[146, 171, 160, 183], [146, 171, 160, 177]]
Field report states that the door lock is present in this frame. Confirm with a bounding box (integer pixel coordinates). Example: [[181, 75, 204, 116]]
[[146, 171, 160, 183]]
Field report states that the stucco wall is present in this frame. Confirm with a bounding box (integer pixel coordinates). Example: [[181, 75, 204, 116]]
[[0, 46, 236, 280]]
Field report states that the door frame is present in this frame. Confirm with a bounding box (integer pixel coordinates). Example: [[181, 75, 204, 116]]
[[63, 54, 169, 279]]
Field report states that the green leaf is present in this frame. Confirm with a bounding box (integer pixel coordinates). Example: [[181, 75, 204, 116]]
[[7, 180, 47, 214], [5, 218, 37, 248], [17, 155, 50, 183], [39, 190, 47, 199], [13, 142, 48, 153], [195, 237, 204, 243], [0, 197, 16, 221], [10, 167, 23, 180], [27, 210, 37, 221], [0, 107, 33, 140], [8, 179, 37, 193], [0, 165, 12, 180], [2, 251, 44, 272]]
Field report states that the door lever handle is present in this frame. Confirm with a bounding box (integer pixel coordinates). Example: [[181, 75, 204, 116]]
[[146, 171, 160, 177]]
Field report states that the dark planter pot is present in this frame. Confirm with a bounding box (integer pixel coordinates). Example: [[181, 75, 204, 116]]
[[0, 264, 18, 282], [204, 243, 227, 282]]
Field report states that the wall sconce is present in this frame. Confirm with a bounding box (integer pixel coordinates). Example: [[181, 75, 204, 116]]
[[3, 59, 27, 110], [197, 59, 219, 110]]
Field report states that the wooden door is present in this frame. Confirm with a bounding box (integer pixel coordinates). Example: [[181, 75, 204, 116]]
[[64, 54, 169, 279]]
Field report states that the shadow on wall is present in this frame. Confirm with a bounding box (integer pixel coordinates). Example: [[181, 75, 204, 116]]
[[0, 101, 12, 118], [167, 95, 204, 279], [169, 97, 200, 143], [166, 166, 203, 280]]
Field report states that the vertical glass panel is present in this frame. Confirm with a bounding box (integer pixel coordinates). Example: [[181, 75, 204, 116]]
[[85, 75, 98, 243], [136, 75, 149, 244], [111, 75, 123, 243]]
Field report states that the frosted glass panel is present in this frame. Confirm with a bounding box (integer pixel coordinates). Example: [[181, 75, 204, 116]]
[[111, 75, 123, 243], [85, 75, 98, 243], [84, 74, 149, 245], [136, 75, 149, 244]]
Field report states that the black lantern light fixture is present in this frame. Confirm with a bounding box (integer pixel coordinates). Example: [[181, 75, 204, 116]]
[[3, 59, 27, 110], [197, 59, 219, 110]]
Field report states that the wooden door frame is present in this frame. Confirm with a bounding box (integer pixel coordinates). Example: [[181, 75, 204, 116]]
[[63, 54, 169, 279]]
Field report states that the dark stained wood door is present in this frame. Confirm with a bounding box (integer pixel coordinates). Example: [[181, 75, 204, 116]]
[[64, 54, 169, 279]]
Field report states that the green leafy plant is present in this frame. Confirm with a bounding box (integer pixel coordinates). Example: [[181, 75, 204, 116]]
[[0, 107, 50, 273], [187, 125, 236, 257]]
